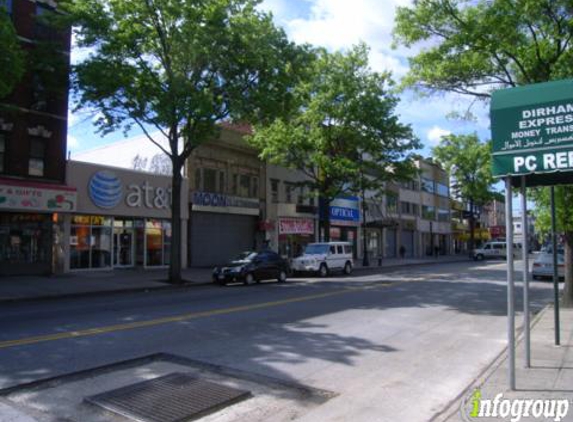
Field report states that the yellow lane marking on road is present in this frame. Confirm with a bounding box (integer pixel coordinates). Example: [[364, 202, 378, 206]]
[[0, 285, 386, 350]]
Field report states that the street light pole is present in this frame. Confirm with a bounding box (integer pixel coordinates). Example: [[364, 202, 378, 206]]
[[505, 177, 516, 390], [550, 186, 561, 346]]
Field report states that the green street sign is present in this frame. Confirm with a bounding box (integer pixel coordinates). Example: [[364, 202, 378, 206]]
[[491, 79, 573, 180]]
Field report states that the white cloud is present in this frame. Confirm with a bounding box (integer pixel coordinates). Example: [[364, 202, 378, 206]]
[[427, 126, 451, 146], [276, 0, 412, 77]]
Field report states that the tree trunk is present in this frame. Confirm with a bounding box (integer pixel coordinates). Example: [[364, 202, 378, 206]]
[[169, 161, 183, 284], [468, 200, 475, 258], [562, 232, 573, 307], [319, 196, 331, 242], [361, 186, 369, 266], [323, 216, 331, 242]]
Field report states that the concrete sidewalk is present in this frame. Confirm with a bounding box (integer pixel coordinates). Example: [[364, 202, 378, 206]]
[[439, 305, 573, 422], [0, 255, 468, 303]]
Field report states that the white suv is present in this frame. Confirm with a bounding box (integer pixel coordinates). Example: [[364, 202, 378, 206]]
[[291, 242, 353, 277], [473, 241, 522, 261]]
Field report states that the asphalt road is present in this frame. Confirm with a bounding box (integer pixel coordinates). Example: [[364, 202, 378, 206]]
[[0, 261, 556, 421]]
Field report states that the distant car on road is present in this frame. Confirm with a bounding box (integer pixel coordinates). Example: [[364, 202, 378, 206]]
[[212, 251, 289, 286], [473, 241, 522, 261], [532, 250, 564, 280], [291, 242, 353, 277]]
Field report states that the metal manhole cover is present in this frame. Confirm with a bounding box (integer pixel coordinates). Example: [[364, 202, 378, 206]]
[[85, 372, 251, 422]]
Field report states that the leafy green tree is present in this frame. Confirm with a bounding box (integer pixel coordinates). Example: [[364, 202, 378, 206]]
[[63, 0, 310, 283], [393, 0, 573, 97], [433, 134, 494, 256], [393, 0, 573, 305], [0, 6, 25, 99], [248, 44, 419, 242]]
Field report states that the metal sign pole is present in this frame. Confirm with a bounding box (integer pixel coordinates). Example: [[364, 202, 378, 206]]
[[550, 186, 561, 346], [505, 177, 516, 390], [520, 176, 530, 367]]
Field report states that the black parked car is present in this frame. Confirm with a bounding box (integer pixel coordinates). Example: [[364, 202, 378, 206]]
[[212, 251, 289, 285]]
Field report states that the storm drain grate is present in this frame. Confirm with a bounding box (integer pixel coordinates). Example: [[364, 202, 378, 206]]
[[85, 372, 252, 422]]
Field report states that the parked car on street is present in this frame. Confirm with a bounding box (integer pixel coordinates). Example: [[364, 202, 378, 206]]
[[532, 250, 564, 280], [473, 241, 522, 261], [212, 250, 289, 285], [291, 242, 353, 277]]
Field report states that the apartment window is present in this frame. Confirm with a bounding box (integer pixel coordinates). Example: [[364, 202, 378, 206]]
[[3, 0, 12, 15], [238, 174, 250, 197], [203, 168, 217, 193], [401, 179, 419, 191], [35, 4, 59, 42], [251, 176, 259, 198], [438, 208, 450, 222], [436, 182, 449, 197], [29, 138, 45, 177], [194, 168, 202, 190], [387, 193, 398, 213], [31, 75, 48, 111], [219, 170, 225, 193], [0, 134, 5, 173], [421, 177, 435, 193], [231, 174, 238, 195], [285, 183, 294, 203], [422, 205, 435, 220], [412, 204, 419, 216], [297, 186, 305, 205], [271, 179, 279, 203]]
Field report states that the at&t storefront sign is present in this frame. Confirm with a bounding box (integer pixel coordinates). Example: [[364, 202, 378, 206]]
[[89, 171, 123, 209], [88, 170, 172, 210]]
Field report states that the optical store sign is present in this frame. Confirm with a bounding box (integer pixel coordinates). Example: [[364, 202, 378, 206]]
[[492, 80, 573, 177]]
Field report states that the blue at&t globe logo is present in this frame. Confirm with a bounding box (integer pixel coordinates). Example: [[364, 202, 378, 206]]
[[88, 170, 123, 209]]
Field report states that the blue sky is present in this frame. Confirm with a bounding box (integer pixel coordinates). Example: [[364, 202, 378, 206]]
[[67, 0, 492, 158]]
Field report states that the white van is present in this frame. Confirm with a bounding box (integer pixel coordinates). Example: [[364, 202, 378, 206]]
[[291, 242, 353, 276], [473, 241, 522, 261]]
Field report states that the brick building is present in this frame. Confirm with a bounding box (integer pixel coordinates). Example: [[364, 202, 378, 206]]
[[0, 0, 73, 275]]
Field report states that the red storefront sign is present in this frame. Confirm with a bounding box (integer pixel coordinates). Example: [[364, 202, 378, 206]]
[[279, 218, 314, 235], [490, 225, 506, 238]]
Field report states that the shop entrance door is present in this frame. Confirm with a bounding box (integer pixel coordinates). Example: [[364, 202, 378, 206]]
[[113, 228, 134, 267]]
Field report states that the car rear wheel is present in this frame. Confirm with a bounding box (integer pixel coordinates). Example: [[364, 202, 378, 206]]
[[343, 262, 352, 275], [475, 254, 484, 261], [278, 270, 287, 283], [244, 273, 255, 285], [319, 264, 328, 277]]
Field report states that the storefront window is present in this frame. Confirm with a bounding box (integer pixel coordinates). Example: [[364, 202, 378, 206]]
[[0, 213, 52, 268], [145, 219, 171, 267], [70, 215, 112, 269]]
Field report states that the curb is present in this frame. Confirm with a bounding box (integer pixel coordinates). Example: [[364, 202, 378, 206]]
[[0, 280, 213, 305], [429, 303, 552, 422], [0, 257, 470, 305]]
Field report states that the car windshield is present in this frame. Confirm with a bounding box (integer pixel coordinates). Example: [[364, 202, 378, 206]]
[[233, 251, 257, 262], [544, 247, 564, 255], [304, 244, 330, 255]]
